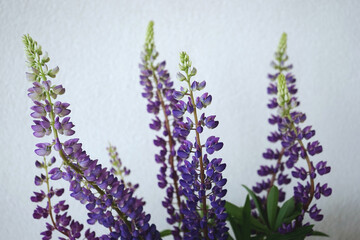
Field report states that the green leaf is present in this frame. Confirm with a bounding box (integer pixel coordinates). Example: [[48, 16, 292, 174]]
[[243, 185, 266, 223], [160, 229, 172, 237], [228, 216, 242, 239], [275, 197, 296, 230], [250, 235, 267, 240], [267, 225, 314, 240], [241, 195, 251, 240], [250, 217, 269, 233], [310, 231, 329, 237], [267, 186, 279, 230], [225, 199, 270, 237], [225, 201, 243, 239], [282, 210, 301, 225], [225, 201, 244, 224]]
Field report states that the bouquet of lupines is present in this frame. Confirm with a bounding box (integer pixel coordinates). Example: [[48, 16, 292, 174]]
[[24, 21, 331, 240]]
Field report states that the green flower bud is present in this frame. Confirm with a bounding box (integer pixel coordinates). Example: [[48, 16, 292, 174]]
[[145, 21, 154, 54], [277, 73, 290, 107], [26, 72, 36, 81], [179, 51, 192, 74], [179, 52, 189, 65], [190, 67, 197, 77], [48, 66, 59, 78], [177, 72, 187, 82], [277, 33, 287, 56], [36, 46, 43, 56], [41, 52, 50, 64]]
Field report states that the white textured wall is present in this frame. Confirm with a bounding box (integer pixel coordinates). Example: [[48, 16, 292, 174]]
[[1, 1, 359, 239]]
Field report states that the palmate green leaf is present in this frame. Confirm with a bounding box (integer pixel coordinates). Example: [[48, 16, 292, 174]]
[[267, 225, 314, 240], [226, 198, 269, 239], [274, 197, 296, 230], [267, 186, 279, 230], [226, 198, 270, 239], [243, 185, 267, 223], [160, 229, 172, 237]]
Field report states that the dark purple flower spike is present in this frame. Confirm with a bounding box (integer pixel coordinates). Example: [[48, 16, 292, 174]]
[[139, 21, 185, 238], [252, 33, 331, 233], [174, 52, 228, 240]]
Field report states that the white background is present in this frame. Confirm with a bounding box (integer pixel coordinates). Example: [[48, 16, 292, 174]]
[[1, 1, 359, 239]]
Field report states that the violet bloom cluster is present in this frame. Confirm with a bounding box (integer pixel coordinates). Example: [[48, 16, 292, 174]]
[[24, 35, 161, 240], [139, 22, 185, 238], [31, 155, 97, 240], [253, 33, 331, 232], [173, 52, 228, 240]]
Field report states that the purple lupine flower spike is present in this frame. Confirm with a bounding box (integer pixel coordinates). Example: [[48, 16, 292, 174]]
[[139, 21, 185, 238], [24, 34, 161, 239], [253, 33, 331, 233], [175, 52, 228, 239]]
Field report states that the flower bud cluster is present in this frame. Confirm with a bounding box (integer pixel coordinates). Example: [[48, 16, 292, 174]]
[[107, 144, 139, 192], [174, 52, 228, 240], [24, 34, 160, 239]]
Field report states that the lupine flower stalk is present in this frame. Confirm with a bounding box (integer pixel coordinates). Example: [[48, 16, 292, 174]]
[[174, 52, 228, 239], [24, 34, 161, 239], [253, 33, 331, 233], [139, 21, 185, 238], [252, 33, 294, 204]]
